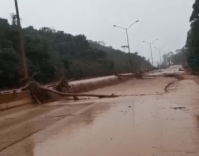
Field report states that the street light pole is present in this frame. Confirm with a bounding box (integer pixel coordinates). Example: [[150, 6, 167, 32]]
[[121, 45, 128, 52], [150, 44, 153, 66], [154, 45, 165, 66], [14, 0, 28, 79], [125, 30, 133, 72], [143, 39, 158, 67], [113, 20, 139, 72]]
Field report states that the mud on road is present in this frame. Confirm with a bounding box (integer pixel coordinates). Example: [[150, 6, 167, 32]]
[[1, 65, 199, 156]]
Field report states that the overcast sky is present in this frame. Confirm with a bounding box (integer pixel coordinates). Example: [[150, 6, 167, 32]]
[[1, 0, 195, 65]]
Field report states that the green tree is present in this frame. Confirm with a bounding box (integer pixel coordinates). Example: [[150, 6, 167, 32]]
[[186, 0, 199, 71], [0, 15, 152, 89], [0, 48, 20, 88]]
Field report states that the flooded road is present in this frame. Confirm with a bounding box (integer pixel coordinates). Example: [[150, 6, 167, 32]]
[[33, 97, 199, 156], [1, 66, 199, 156]]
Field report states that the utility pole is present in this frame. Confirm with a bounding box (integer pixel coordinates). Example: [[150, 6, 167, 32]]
[[14, 0, 28, 79]]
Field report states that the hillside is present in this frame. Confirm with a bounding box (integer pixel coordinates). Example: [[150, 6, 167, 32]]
[[0, 16, 151, 89], [90, 41, 152, 73]]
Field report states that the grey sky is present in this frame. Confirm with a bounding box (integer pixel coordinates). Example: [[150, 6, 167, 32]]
[[1, 0, 194, 64]]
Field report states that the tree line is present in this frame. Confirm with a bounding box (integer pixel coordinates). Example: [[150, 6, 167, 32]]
[[169, 0, 199, 72], [0, 15, 151, 89]]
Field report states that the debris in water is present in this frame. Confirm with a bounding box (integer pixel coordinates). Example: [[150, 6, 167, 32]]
[[171, 107, 186, 110]]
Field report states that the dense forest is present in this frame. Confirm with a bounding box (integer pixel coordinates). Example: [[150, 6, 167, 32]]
[[159, 48, 187, 68], [185, 0, 199, 72], [0, 15, 151, 89], [90, 41, 152, 73], [170, 0, 199, 72]]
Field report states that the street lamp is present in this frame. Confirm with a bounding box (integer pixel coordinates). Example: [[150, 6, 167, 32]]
[[121, 45, 128, 52], [143, 39, 158, 67], [154, 45, 165, 66], [113, 20, 139, 72]]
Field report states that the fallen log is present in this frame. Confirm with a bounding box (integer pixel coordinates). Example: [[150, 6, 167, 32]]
[[55, 78, 79, 101], [118, 73, 143, 79], [22, 81, 52, 104], [22, 81, 118, 104], [41, 86, 119, 98]]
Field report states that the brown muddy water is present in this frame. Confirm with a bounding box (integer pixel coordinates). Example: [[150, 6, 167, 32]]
[[32, 96, 199, 156], [1, 66, 199, 156], [2, 93, 198, 156]]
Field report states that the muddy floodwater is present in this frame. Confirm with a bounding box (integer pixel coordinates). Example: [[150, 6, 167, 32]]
[[33, 97, 199, 156], [1, 66, 199, 156]]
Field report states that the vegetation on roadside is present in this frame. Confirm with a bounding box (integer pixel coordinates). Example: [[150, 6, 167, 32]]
[[185, 0, 199, 72], [90, 41, 152, 73], [160, 48, 188, 68], [168, 0, 199, 72], [0, 15, 151, 89]]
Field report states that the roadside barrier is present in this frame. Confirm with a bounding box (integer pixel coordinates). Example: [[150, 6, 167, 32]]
[[0, 75, 130, 110]]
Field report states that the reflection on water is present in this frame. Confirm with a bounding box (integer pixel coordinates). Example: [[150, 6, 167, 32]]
[[0, 102, 111, 156], [33, 98, 138, 156], [2, 96, 199, 156], [56, 104, 112, 139], [33, 96, 199, 156], [32, 102, 111, 155]]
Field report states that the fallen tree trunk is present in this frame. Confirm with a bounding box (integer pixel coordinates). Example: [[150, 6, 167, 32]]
[[118, 73, 143, 79], [55, 78, 79, 101], [22, 81, 52, 104], [22, 81, 118, 104], [41, 86, 119, 98]]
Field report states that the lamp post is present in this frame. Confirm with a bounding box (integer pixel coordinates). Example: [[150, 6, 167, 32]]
[[121, 45, 129, 53], [113, 20, 139, 72], [154, 45, 165, 67], [143, 39, 158, 67]]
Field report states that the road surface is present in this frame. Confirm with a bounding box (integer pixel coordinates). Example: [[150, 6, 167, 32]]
[[1, 65, 199, 156]]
